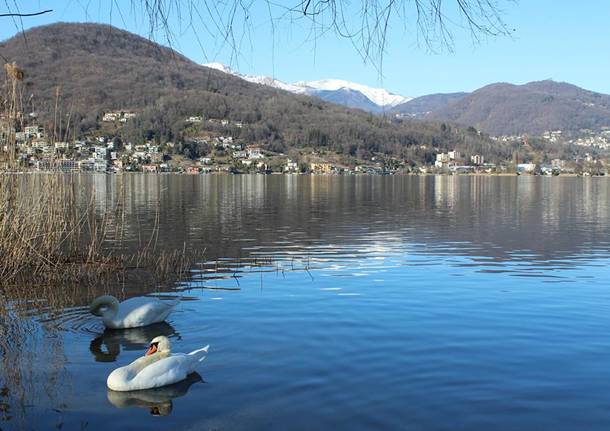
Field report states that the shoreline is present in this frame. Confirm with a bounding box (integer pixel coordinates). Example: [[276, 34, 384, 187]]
[[0, 170, 598, 178]]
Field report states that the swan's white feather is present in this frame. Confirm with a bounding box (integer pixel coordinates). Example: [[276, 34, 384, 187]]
[[104, 297, 178, 329]]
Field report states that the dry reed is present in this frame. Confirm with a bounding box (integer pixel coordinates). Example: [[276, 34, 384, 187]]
[[0, 63, 204, 306]]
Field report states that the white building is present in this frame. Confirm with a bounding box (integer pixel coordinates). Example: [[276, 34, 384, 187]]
[[25, 125, 43, 138], [284, 159, 298, 173], [247, 147, 264, 159], [471, 154, 484, 165], [517, 163, 536, 174], [448, 150, 460, 161], [103, 112, 120, 122], [436, 153, 450, 163]]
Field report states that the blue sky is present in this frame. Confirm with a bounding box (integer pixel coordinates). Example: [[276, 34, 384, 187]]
[[1, 1, 610, 97]]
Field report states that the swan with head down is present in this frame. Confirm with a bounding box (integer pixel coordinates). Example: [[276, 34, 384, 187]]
[[89, 295, 179, 329], [107, 336, 209, 392]]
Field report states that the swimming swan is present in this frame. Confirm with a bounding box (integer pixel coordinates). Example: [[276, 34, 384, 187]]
[[89, 295, 179, 329], [107, 336, 209, 391], [90, 322, 177, 362]]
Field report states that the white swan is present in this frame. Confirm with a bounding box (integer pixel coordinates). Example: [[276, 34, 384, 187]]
[[89, 295, 179, 329], [107, 336, 209, 391]]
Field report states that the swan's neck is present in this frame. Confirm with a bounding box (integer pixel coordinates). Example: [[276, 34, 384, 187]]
[[102, 313, 119, 327], [95, 299, 120, 324]]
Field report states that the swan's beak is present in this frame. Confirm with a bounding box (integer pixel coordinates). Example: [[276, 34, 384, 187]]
[[145, 344, 157, 356]]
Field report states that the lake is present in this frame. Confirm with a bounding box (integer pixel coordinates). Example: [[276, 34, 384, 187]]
[[2, 174, 610, 430]]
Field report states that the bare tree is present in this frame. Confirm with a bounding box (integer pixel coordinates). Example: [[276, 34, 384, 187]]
[[1, 1, 512, 67], [132, 0, 513, 65]]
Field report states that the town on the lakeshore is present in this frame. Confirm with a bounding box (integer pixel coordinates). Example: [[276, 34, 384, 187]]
[[1, 110, 609, 176]]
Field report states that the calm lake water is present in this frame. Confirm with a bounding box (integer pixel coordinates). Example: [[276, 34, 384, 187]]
[[2, 175, 610, 430]]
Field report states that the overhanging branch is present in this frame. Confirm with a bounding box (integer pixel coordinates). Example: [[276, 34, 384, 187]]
[[0, 10, 53, 18]]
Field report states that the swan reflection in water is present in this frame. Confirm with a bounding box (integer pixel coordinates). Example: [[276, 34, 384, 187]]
[[107, 372, 203, 416], [90, 322, 178, 362]]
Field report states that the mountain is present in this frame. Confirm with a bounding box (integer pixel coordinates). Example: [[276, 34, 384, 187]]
[[0, 23, 473, 159], [203, 63, 410, 113], [204, 61, 610, 136], [295, 78, 410, 109], [204, 62, 307, 94], [312, 88, 382, 113], [392, 92, 469, 118], [426, 81, 610, 135]]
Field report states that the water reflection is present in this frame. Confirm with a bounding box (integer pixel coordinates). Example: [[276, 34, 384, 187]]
[[77, 175, 610, 270], [3, 175, 610, 430], [106, 372, 202, 416], [90, 322, 178, 362]]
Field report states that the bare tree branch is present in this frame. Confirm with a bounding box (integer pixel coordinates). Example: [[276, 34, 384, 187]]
[[75, 1, 514, 68], [0, 9, 53, 17]]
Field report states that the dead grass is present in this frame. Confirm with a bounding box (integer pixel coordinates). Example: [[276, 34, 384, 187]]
[[0, 62, 204, 307]]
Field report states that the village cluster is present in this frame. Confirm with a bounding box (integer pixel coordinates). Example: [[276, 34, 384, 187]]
[[1, 111, 609, 176]]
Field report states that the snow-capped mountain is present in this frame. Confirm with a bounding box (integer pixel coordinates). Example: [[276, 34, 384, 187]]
[[205, 62, 307, 94], [203, 62, 411, 113], [295, 79, 409, 108]]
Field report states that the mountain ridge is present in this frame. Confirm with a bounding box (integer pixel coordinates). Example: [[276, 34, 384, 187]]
[[392, 92, 469, 118], [1, 22, 485, 161], [205, 62, 610, 136], [425, 80, 610, 135], [203, 62, 411, 113]]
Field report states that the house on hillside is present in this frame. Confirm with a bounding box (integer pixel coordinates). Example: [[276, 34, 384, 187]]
[[25, 125, 44, 139], [247, 146, 264, 159], [186, 166, 200, 174], [186, 116, 203, 123], [284, 159, 298, 173], [448, 150, 460, 161], [517, 163, 537, 174], [103, 111, 137, 123], [435, 153, 450, 168], [57, 159, 80, 172], [471, 154, 484, 166], [310, 162, 332, 174], [103, 112, 120, 122]]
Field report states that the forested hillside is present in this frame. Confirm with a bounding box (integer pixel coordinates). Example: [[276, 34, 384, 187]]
[[0, 23, 557, 162], [426, 81, 610, 135]]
